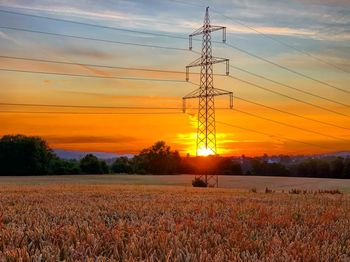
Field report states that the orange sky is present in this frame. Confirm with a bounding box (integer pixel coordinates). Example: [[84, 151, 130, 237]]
[[1, 69, 349, 156], [0, 1, 349, 156]]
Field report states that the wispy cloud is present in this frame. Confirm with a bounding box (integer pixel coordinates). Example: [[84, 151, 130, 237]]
[[182, 20, 316, 37], [47, 135, 135, 144], [54, 46, 116, 59], [0, 1, 158, 26], [0, 31, 19, 44]]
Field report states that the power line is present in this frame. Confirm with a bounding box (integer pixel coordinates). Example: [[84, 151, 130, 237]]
[[0, 110, 183, 115], [216, 120, 330, 150], [1, 9, 346, 153], [233, 108, 348, 142], [3, 98, 347, 144], [0, 55, 186, 75], [2, 99, 349, 131], [235, 96, 350, 131], [220, 20, 350, 75], [1, 66, 349, 130], [224, 43, 350, 95], [1, 15, 348, 133], [1, 109, 335, 150], [3, 25, 348, 110], [0, 102, 343, 150], [0, 68, 186, 83], [227, 75, 350, 118], [1, 9, 347, 93], [0, 26, 349, 107], [169, 0, 350, 74], [0, 9, 188, 40], [1, 61, 349, 125], [0, 26, 190, 52], [2, 54, 347, 110], [0, 102, 181, 110], [229, 65, 350, 108], [0, 102, 232, 111]]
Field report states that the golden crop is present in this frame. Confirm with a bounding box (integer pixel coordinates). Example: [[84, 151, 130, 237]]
[[0, 185, 349, 261]]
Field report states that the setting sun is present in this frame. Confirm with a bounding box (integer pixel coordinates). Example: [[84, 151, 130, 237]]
[[197, 147, 215, 157]]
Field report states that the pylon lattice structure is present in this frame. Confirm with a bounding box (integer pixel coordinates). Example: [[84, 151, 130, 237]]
[[183, 7, 233, 187]]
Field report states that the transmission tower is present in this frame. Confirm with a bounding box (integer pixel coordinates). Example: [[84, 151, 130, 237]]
[[183, 7, 233, 187]]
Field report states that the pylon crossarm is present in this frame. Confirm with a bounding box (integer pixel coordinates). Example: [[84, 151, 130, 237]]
[[211, 57, 229, 66], [182, 88, 201, 112], [213, 87, 232, 95], [212, 88, 233, 109], [189, 27, 204, 50], [186, 57, 229, 80], [186, 58, 202, 81], [187, 57, 228, 67], [209, 26, 226, 33], [190, 26, 226, 37], [186, 58, 202, 68], [184, 93, 231, 99], [189, 26, 205, 37], [183, 88, 201, 99]]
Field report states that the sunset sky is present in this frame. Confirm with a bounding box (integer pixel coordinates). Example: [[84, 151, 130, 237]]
[[0, 0, 349, 156]]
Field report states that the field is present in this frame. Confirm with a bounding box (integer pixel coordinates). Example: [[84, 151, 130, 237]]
[[1, 177, 350, 261], [1, 174, 350, 192]]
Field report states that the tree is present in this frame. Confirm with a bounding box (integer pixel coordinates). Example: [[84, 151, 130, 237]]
[[250, 158, 289, 177], [0, 135, 53, 175], [331, 157, 344, 178], [50, 158, 81, 175], [133, 141, 181, 175], [317, 160, 330, 178], [343, 158, 350, 178], [100, 160, 110, 174], [111, 157, 132, 173], [80, 154, 108, 174]]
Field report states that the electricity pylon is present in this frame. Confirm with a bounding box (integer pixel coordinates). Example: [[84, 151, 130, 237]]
[[183, 7, 233, 187]]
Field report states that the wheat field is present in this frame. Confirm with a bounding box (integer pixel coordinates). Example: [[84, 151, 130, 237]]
[[1, 184, 349, 261]]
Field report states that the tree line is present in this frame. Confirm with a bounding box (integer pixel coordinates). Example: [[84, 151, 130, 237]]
[[0, 134, 349, 179]]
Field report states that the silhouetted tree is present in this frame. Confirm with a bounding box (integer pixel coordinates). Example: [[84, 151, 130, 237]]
[[251, 158, 289, 177], [0, 135, 53, 175], [111, 157, 132, 173], [343, 158, 350, 178], [100, 160, 109, 174], [133, 141, 181, 174], [50, 158, 81, 175], [331, 157, 344, 178], [80, 154, 108, 174]]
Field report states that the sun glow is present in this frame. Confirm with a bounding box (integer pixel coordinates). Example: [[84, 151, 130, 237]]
[[197, 147, 215, 157]]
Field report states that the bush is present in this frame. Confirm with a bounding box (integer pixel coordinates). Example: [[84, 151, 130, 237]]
[[192, 178, 207, 187], [250, 188, 257, 193], [0, 135, 53, 175], [265, 187, 273, 193]]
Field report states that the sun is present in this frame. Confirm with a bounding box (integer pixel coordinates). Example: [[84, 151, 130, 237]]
[[197, 147, 215, 157]]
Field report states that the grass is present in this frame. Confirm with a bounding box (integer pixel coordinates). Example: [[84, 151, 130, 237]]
[[1, 184, 349, 261]]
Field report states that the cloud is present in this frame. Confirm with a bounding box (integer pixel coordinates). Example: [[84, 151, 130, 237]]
[[273, 50, 350, 70], [295, 0, 350, 7], [0, 2, 157, 25], [56, 46, 115, 59], [0, 31, 18, 44], [47, 135, 135, 144], [181, 21, 315, 37]]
